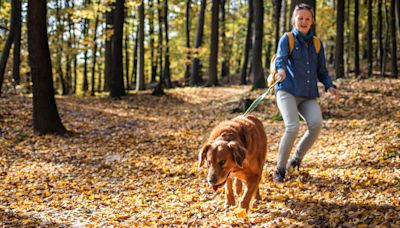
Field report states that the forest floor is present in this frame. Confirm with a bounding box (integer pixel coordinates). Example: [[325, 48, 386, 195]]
[[0, 78, 399, 227]]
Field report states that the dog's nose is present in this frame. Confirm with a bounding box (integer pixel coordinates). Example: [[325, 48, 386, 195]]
[[208, 176, 218, 185]]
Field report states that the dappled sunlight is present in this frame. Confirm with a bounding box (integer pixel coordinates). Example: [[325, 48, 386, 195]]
[[0, 79, 399, 226]]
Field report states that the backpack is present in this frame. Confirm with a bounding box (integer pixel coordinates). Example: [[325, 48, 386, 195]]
[[267, 32, 321, 93]]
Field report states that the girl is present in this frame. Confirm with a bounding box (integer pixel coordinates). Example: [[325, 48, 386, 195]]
[[273, 3, 340, 183]]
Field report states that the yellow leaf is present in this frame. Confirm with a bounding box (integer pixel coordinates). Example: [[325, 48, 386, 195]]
[[235, 208, 247, 218]]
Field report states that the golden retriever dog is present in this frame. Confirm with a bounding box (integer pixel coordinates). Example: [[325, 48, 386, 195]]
[[198, 115, 267, 211]]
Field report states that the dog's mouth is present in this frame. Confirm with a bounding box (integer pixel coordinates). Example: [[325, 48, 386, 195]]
[[211, 172, 231, 192]]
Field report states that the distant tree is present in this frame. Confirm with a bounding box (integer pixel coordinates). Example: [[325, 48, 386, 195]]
[[0, 0, 21, 95], [104, 3, 114, 91], [207, 0, 220, 86], [273, 0, 282, 51], [390, 0, 398, 77], [251, 0, 266, 89], [110, 0, 126, 97], [148, 0, 157, 83], [55, 0, 66, 95], [163, 0, 172, 88], [91, 5, 100, 96], [82, 0, 91, 93], [220, 0, 230, 81], [190, 0, 206, 86], [136, 0, 145, 91], [184, 0, 192, 84], [27, 0, 67, 135], [12, 0, 21, 85], [240, 0, 253, 85], [367, 0, 373, 77], [377, 0, 383, 75], [335, 0, 345, 79], [354, 0, 360, 77]]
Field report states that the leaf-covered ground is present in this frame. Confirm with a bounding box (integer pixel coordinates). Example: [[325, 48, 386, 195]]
[[0, 79, 399, 227]]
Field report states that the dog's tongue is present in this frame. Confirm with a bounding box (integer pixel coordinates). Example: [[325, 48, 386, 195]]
[[212, 184, 222, 192]]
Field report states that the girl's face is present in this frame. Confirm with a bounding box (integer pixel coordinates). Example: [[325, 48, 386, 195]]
[[294, 9, 313, 35]]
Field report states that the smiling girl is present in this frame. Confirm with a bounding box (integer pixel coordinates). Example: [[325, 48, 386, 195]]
[[273, 3, 340, 183]]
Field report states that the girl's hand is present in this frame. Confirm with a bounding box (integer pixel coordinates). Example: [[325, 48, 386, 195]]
[[276, 69, 286, 82], [328, 87, 340, 101]]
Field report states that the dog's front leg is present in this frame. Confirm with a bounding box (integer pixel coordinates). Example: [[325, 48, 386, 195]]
[[225, 178, 235, 207], [240, 176, 261, 211]]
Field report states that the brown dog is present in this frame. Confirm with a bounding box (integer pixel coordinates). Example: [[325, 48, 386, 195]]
[[198, 115, 267, 211]]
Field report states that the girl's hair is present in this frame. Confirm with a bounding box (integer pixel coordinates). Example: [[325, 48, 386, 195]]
[[291, 3, 315, 26]]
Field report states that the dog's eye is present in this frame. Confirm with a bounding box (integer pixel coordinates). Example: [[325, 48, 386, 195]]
[[219, 160, 226, 166]]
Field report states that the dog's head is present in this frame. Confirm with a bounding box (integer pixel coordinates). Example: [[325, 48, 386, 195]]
[[198, 139, 247, 191]]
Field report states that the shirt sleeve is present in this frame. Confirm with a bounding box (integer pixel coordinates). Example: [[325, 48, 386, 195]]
[[317, 41, 335, 91], [275, 34, 290, 71]]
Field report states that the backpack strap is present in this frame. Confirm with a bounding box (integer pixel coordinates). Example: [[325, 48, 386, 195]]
[[286, 32, 295, 54], [312, 36, 321, 54]]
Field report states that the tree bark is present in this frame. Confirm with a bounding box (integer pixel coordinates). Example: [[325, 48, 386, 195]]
[[354, 0, 360, 77], [104, 4, 114, 91], [12, 0, 21, 85], [377, 0, 383, 75], [136, 1, 145, 91], [251, 0, 266, 89], [367, 0, 373, 77], [91, 12, 100, 96], [0, 0, 19, 95], [220, 0, 229, 82], [148, 0, 157, 83], [335, 0, 345, 79], [240, 0, 253, 85], [390, 0, 398, 77], [273, 0, 281, 51], [163, 0, 172, 88], [189, 0, 206, 86], [27, 0, 67, 135], [110, 0, 126, 97], [184, 0, 192, 84], [207, 0, 220, 86]]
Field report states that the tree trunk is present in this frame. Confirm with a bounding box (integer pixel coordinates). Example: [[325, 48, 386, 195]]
[[91, 13, 100, 96], [136, 1, 145, 91], [110, 0, 126, 97], [240, 0, 253, 85], [251, 0, 266, 89], [335, 0, 345, 79], [0, 0, 18, 95], [131, 28, 139, 88], [207, 0, 219, 86], [220, 0, 230, 82], [12, 0, 21, 85], [163, 0, 172, 88], [82, 0, 91, 93], [273, 0, 281, 51], [27, 0, 67, 135], [55, 0, 66, 95], [104, 4, 114, 91], [124, 16, 130, 91], [378, 0, 383, 75], [184, 0, 192, 84], [390, 0, 398, 77], [367, 0, 373, 77], [157, 0, 164, 85], [189, 0, 206, 86], [148, 0, 157, 83], [280, 0, 287, 34], [354, 0, 360, 77]]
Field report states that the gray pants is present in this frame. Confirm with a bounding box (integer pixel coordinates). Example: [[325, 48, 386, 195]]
[[276, 90, 323, 170]]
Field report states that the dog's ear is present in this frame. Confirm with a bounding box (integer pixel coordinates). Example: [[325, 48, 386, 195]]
[[228, 141, 247, 168], [198, 143, 211, 168]]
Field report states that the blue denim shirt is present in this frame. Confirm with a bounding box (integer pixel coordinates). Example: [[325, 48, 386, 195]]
[[275, 31, 335, 98]]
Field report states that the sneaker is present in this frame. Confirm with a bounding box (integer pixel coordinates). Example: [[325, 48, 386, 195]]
[[286, 157, 301, 172], [273, 167, 286, 183]]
